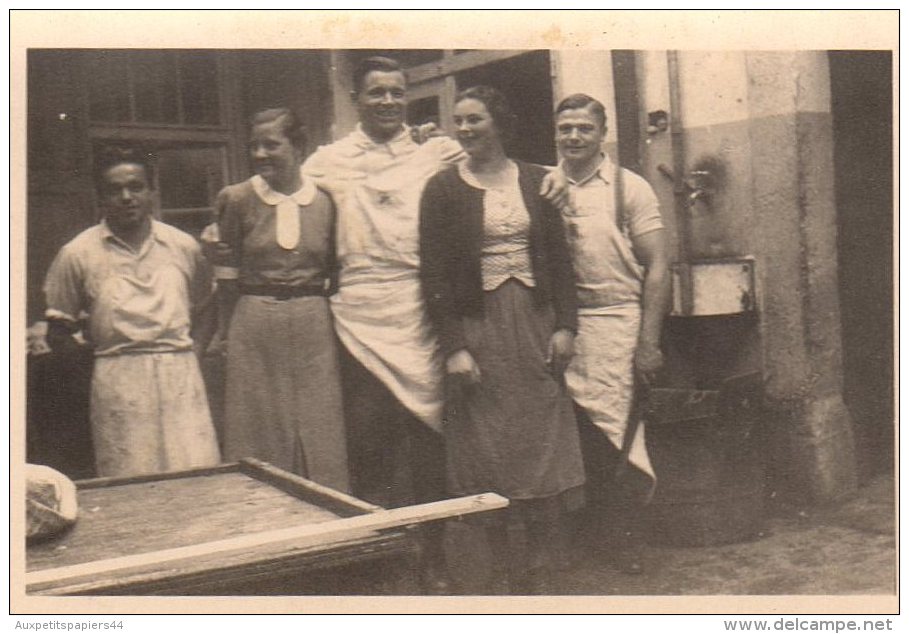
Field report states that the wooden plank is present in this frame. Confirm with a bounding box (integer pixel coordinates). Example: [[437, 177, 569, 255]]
[[35, 532, 418, 596], [27, 493, 508, 592], [239, 458, 381, 517], [76, 463, 239, 490]]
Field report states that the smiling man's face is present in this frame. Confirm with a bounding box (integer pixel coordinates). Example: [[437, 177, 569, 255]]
[[99, 163, 154, 234], [356, 69, 407, 143], [556, 105, 606, 168]]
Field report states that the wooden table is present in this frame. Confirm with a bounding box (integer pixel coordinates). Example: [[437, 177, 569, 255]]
[[27, 460, 430, 596]]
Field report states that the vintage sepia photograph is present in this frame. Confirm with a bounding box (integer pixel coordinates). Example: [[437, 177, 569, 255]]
[[10, 10, 898, 617]]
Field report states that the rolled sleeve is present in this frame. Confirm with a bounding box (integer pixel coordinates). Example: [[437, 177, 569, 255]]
[[625, 173, 664, 238], [43, 246, 84, 322]]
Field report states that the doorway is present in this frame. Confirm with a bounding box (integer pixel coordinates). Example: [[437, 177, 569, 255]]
[[455, 51, 556, 166], [828, 51, 894, 479]]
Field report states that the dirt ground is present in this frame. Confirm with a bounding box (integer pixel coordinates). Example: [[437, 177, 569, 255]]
[[442, 473, 896, 596]]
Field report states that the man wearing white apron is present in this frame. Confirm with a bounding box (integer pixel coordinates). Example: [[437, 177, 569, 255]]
[[43, 146, 221, 478], [555, 94, 671, 574], [302, 56, 464, 593]]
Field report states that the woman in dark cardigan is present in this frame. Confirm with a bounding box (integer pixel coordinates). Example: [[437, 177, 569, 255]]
[[419, 86, 584, 594]]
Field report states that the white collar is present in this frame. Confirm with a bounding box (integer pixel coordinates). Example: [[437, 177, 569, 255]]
[[352, 123, 412, 150], [100, 218, 162, 252], [251, 167, 317, 207], [559, 153, 612, 186]]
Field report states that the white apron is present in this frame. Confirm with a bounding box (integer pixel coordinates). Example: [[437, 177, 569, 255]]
[[561, 162, 657, 488], [304, 128, 464, 432]]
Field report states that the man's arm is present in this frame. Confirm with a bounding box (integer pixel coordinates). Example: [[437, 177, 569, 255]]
[[43, 245, 86, 354], [188, 242, 217, 357], [539, 167, 571, 211], [433, 133, 467, 165], [419, 128, 569, 211], [631, 228, 671, 387], [211, 280, 239, 354], [430, 131, 568, 209], [209, 189, 241, 354], [300, 145, 327, 180], [539, 179, 578, 378]]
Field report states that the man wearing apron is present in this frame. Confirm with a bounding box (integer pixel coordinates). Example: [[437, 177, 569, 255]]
[[43, 146, 221, 478], [555, 94, 671, 574], [303, 56, 463, 592]]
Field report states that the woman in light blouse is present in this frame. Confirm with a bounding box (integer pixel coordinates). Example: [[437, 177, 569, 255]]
[[419, 86, 584, 594]]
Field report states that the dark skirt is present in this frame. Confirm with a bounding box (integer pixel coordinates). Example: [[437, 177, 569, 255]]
[[445, 280, 585, 509], [223, 295, 350, 493]]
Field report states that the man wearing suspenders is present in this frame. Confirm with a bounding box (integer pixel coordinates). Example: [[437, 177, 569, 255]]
[[554, 94, 671, 574]]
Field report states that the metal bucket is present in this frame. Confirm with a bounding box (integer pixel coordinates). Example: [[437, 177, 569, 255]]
[[644, 373, 766, 547]]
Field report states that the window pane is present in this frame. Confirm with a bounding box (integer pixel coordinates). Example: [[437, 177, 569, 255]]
[[160, 208, 214, 237], [88, 51, 132, 122], [156, 146, 226, 210], [407, 96, 440, 126], [179, 53, 221, 125], [132, 51, 180, 124]]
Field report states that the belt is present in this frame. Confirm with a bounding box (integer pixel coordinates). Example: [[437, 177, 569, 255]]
[[239, 283, 329, 300]]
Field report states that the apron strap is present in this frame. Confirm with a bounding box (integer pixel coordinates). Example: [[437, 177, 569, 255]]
[[614, 160, 627, 235]]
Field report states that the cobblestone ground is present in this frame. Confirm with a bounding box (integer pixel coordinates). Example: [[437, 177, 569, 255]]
[[443, 473, 896, 597]]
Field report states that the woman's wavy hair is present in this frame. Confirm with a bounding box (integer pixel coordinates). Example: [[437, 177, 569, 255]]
[[250, 107, 308, 152], [455, 85, 518, 150]]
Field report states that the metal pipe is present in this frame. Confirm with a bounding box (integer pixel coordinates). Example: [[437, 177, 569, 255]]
[[667, 50, 694, 315], [667, 50, 689, 260]]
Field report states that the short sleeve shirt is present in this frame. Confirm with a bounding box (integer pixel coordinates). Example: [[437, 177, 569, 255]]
[[43, 220, 209, 356], [559, 155, 664, 312]]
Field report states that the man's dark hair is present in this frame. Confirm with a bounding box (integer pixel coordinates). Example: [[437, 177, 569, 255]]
[[555, 93, 608, 130], [455, 85, 518, 149], [352, 56, 403, 94], [93, 145, 154, 192], [250, 107, 308, 151]]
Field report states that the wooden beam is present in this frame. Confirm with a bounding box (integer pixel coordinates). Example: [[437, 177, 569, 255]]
[[26, 493, 509, 592], [76, 463, 239, 490], [239, 458, 382, 517], [87, 124, 231, 145], [405, 50, 530, 86]]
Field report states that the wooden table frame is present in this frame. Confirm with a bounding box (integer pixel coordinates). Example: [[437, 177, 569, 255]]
[[27, 459, 508, 596], [28, 460, 419, 596]]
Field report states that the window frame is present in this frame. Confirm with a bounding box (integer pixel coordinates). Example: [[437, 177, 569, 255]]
[[80, 51, 239, 236]]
